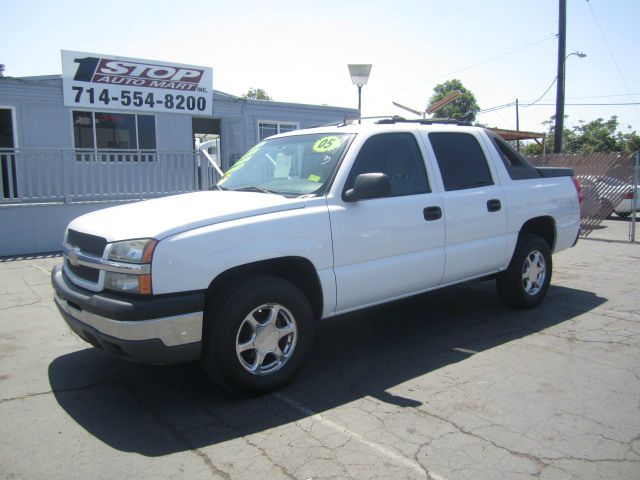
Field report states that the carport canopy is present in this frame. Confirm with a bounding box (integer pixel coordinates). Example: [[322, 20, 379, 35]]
[[488, 127, 546, 147]]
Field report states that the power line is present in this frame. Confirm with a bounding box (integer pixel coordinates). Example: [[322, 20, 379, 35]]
[[373, 34, 557, 99], [478, 94, 640, 115], [519, 102, 640, 106], [476, 101, 640, 117], [477, 102, 515, 114], [585, 0, 640, 122], [567, 93, 640, 100], [521, 77, 558, 107]]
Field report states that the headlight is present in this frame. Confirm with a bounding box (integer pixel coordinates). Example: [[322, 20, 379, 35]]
[[104, 272, 152, 294], [105, 239, 157, 295], [108, 238, 157, 263]]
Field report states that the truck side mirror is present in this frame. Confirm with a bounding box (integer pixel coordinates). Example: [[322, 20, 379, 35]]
[[343, 173, 392, 202]]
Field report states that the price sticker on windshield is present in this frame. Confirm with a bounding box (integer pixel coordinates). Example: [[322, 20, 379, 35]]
[[312, 136, 344, 153]]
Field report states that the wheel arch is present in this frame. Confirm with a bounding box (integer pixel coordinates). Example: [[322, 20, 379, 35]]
[[205, 256, 324, 322], [518, 216, 556, 251]]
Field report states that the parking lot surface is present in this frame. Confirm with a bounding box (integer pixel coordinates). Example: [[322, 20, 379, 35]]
[[1, 240, 639, 480]]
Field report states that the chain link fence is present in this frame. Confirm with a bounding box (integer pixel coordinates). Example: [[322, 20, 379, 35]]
[[527, 151, 639, 243]]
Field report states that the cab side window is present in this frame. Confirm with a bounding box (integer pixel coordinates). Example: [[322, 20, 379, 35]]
[[428, 132, 493, 191], [345, 133, 430, 197]]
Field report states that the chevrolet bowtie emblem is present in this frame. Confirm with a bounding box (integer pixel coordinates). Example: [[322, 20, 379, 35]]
[[67, 247, 81, 266]]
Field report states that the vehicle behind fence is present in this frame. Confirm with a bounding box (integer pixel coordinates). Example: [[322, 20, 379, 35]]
[[0, 148, 220, 203], [527, 151, 639, 242]]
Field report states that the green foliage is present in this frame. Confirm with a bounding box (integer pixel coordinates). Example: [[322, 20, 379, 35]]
[[566, 117, 618, 153], [242, 87, 272, 100], [521, 142, 543, 156], [522, 115, 640, 154], [428, 79, 480, 123]]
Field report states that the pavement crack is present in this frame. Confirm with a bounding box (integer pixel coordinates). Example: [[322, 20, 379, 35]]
[[0, 299, 50, 311], [241, 435, 298, 480], [415, 407, 548, 472], [119, 382, 232, 480], [0, 380, 122, 404], [0, 390, 52, 404]]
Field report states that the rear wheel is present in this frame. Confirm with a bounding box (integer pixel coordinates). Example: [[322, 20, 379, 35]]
[[497, 234, 552, 309], [202, 276, 315, 395]]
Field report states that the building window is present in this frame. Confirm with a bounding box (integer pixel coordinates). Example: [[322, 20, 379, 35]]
[[73, 111, 157, 161], [258, 121, 298, 141]]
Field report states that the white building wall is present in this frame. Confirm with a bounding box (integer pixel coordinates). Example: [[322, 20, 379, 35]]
[[0, 75, 357, 256]]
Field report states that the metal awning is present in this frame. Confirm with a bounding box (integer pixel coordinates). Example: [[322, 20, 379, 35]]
[[488, 128, 546, 141], [488, 128, 547, 153]]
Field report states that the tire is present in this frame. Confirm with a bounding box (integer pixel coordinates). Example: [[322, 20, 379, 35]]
[[615, 211, 630, 219], [497, 234, 552, 309], [601, 199, 615, 219], [202, 275, 315, 396]]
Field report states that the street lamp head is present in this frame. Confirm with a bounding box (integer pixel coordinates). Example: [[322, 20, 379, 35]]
[[348, 64, 372, 86], [566, 51, 587, 60]]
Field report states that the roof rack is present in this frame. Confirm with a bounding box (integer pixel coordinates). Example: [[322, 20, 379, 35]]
[[308, 116, 474, 129], [375, 116, 472, 126]]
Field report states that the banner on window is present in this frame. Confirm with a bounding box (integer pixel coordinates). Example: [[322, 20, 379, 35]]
[[61, 50, 213, 115]]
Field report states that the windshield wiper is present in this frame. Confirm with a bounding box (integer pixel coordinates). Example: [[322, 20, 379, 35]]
[[232, 186, 279, 195]]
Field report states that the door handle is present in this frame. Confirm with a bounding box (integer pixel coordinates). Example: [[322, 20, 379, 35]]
[[487, 199, 501, 212], [423, 206, 442, 221]]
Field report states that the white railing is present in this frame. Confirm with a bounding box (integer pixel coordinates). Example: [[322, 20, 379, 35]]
[[0, 148, 221, 203]]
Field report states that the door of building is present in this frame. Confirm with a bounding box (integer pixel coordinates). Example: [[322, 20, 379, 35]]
[[0, 108, 17, 199]]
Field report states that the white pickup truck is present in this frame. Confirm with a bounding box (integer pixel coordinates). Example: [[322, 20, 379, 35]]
[[52, 119, 581, 394]]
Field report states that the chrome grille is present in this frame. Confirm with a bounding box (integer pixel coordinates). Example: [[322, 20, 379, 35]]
[[65, 229, 107, 284], [67, 229, 107, 257], [67, 262, 100, 283]]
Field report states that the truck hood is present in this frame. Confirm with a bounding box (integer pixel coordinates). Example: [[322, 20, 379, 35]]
[[67, 191, 306, 242]]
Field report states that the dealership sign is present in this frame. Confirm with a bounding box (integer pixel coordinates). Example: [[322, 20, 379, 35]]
[[61, 50, 213, 114]]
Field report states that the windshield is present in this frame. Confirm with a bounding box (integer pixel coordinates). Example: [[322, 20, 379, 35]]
[[217, 133, 354, 196]]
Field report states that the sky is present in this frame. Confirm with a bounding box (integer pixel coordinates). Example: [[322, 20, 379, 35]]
[[3, 0, 640, 135]]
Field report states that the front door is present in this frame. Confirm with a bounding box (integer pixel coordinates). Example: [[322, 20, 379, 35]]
[[328, 132, 446, 313]]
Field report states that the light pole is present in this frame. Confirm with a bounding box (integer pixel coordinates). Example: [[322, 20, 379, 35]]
[[348, 64, 372, 123], [553, 51, 587, 153]]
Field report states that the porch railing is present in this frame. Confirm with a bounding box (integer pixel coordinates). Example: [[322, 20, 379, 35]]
[[0, 148, 220, 203]]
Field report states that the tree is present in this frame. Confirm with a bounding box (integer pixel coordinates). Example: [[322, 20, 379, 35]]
[[567, 117, 618, 153], [242, 87, 272, 100], [522, 115, 640, 155], [428, 79, 480, 123]]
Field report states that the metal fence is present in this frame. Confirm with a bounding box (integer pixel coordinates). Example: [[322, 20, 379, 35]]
[[528, 151, 639, 243], [2, 147, 637, 242], [0, 148, 220, 204]]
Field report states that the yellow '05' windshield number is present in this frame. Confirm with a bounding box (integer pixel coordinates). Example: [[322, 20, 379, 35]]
[[312, 136, 344, 153]]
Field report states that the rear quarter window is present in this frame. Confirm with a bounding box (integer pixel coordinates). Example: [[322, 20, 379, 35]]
[[489, 133, 541, 180]]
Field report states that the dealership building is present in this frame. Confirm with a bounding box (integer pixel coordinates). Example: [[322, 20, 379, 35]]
[[0, 51, 357, 256]]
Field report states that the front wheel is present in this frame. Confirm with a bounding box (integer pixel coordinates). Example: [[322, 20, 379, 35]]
[[202, 276, 315, 395], [497, 234, 552, 309]]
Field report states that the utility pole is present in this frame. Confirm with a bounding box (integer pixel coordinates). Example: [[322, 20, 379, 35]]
[[553, 0, 567, 153]]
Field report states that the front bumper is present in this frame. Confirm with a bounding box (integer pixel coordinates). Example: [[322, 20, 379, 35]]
[[51, 265, 204, 364]]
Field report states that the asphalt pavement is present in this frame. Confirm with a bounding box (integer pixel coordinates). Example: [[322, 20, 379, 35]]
[[1, 240, 639, 480]]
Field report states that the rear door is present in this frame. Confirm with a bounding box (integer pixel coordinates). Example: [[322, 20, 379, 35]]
[[422, 131, 508, 284], [328, 132, 445, 312]]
